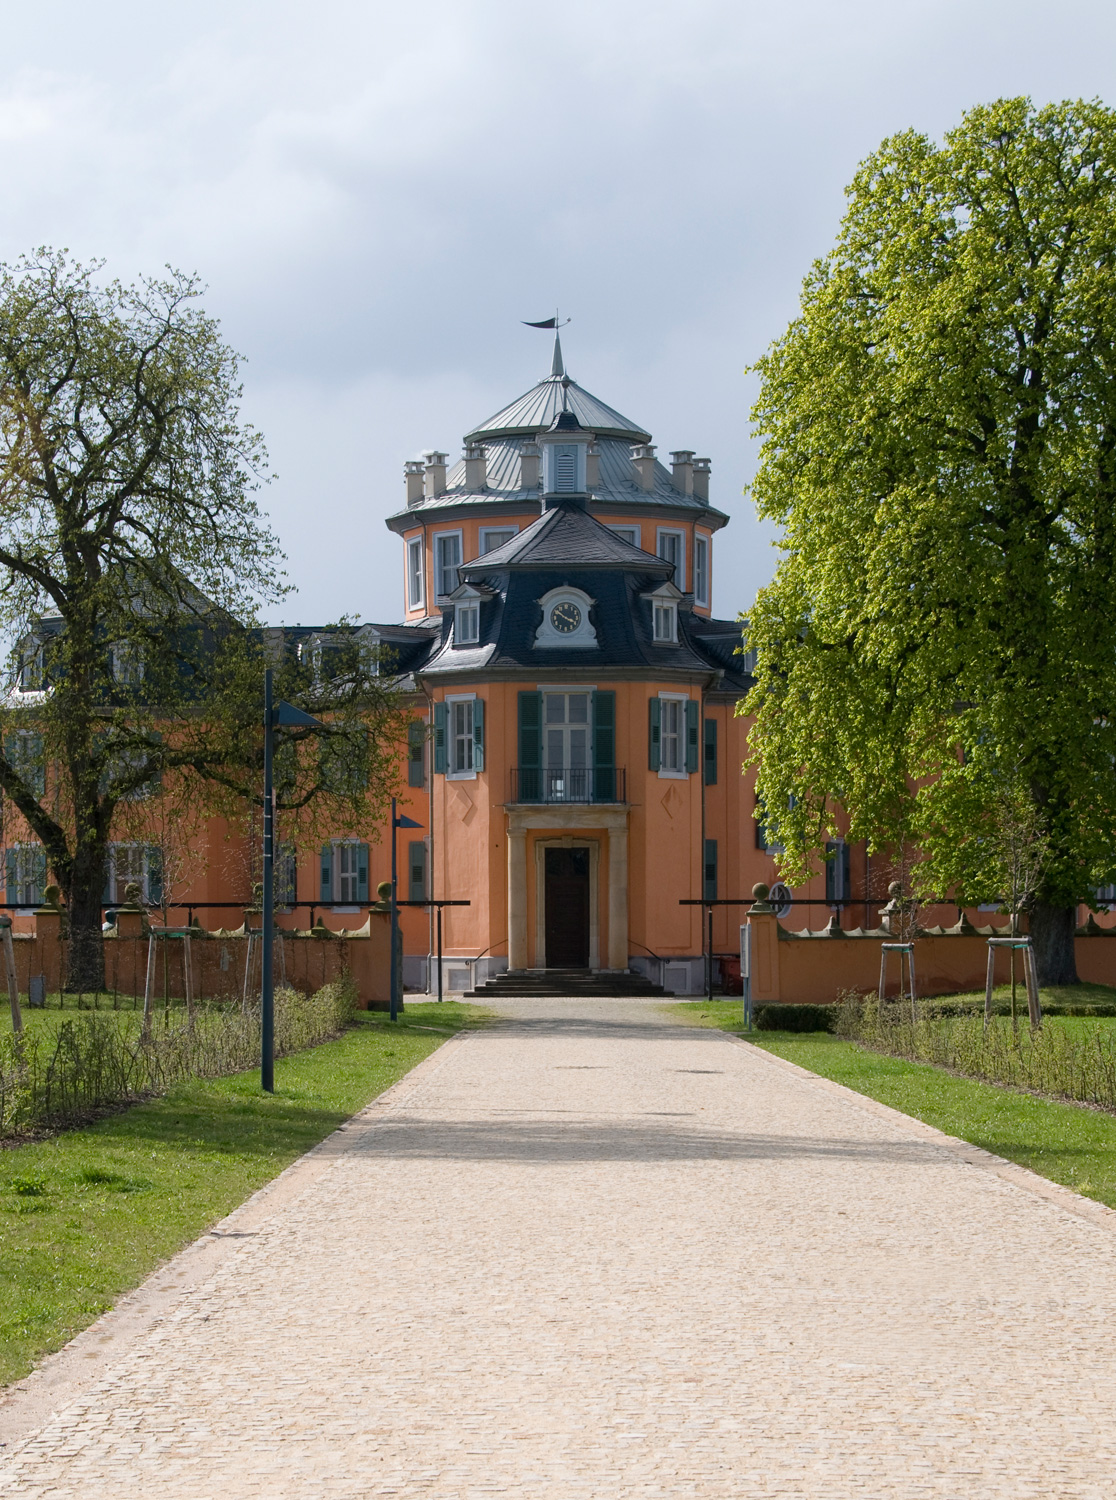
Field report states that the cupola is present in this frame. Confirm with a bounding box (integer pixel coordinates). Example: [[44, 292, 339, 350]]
[[538, 392, 592, 509]]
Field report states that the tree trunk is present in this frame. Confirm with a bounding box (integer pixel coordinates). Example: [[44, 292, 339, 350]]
[[1030, 902, 1078, 986], [66, 875, 106, 993]]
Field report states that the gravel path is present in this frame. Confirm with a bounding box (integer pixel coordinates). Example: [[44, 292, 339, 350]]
[[1, 998, 1115, 1497]]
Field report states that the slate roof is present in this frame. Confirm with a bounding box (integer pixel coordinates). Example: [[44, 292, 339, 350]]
[[463, 502, 674, 574]]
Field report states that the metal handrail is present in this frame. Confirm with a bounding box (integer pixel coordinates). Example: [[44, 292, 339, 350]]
[[509, 766, 626, 804]]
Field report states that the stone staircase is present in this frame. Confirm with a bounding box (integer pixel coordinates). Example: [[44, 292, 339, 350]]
[[465, 968, 672, 999]]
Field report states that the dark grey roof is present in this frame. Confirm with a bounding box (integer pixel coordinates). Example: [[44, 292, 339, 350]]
[[466, 375, 650, 443], [462, 501, 674, 574]]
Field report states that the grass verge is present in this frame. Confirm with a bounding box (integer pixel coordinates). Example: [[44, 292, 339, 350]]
[[0, 1002, 488, 1387], [669, 1000, 1116, 1213]]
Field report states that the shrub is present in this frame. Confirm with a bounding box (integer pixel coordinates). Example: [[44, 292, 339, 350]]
[[834, 991, 1116, 1110], [0, 977, 358, 1137], [754, 1003, 838, 1033]]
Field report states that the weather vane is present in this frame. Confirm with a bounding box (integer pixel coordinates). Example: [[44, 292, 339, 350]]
[[522, 313, 571, 330]]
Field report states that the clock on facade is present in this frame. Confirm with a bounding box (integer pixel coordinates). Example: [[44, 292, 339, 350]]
[[549, 601, 582, 634]]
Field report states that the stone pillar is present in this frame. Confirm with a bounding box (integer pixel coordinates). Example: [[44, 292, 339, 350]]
[[747, 896, 781, 1004], [507, 829, 528, 971], [607, 821, 629, 971]]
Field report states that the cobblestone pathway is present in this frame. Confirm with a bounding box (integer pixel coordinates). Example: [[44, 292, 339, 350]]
[[2, 998, 1116, 1498]]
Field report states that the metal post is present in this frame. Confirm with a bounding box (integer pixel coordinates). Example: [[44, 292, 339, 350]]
[[390, 796, 399, 1022], [707, 905, 714, 1003], [261, 666, 275, 1091], [437, 904, 443, 1003]]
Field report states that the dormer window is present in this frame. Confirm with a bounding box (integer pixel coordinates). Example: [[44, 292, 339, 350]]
[[653, 601, 677, 643], [534, 587, 598, 650], [455, 601, 480, 645]]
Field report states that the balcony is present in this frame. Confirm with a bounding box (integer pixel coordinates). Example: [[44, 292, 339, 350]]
[[510, 766, 627, 805]]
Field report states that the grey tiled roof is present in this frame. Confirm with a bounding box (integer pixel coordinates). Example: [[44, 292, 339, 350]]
[[388, 435, 728, 526]]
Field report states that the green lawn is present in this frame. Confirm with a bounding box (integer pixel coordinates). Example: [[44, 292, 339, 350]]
[[0, 1003, 487, 1387], [669, 1000, 1116, 1212]]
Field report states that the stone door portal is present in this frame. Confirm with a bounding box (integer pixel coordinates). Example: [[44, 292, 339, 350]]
[[544, 846, 591, 968]]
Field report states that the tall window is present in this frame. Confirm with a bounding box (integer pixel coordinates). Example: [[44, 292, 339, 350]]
[[608, 525, 640, 547], [336, 842, 364, 903], [105, 843, 163, 905], [660, 698, 683, 771], [5, 844, 46, 906], [407, 537, 425, 609], [452, 699, 475, 773], [455, 602, 480, 645], [276, 843, 298, 907], [435, 532, 462, 598], [657, 528, 685, 587], [543, 692, 590, 800], [480, 527, 516, 554], [4, 731, 45, 796], [825, 840, 851, 903], [653, 601, 677, 642], [693, 534, 710, 607], [110, 643, 144, 684]]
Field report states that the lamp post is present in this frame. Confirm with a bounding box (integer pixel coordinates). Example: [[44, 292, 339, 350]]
[[262, 668, 325, 1092], [390, 797, 423, 1021]]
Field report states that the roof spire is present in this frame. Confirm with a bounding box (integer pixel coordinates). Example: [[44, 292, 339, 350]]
[[551, 329, 565, 379]]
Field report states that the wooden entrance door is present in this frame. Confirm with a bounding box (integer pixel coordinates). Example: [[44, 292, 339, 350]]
[[544, 847, 590, 968]]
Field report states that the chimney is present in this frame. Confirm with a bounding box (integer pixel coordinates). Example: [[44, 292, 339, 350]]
[[630, 443, 657, 492], [404, 460, 425, 507], [464, 441, 487, 491], [519, 440, 540, 491], [670, 450, 695, 496], [585, 442, 600, 491], [423, 450, 448, 498], [692, 457, 711, 505]]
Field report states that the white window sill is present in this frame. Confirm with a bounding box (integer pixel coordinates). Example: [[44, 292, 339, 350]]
[[447, 769, 477, 781], [657, 767, 689, 780], [331, 905, 360, 914]]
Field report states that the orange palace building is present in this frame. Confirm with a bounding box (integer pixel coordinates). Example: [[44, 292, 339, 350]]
[[369, 335, 818, 995]]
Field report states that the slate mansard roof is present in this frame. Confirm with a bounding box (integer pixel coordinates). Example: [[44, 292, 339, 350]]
[[390, 501, 751, 691]]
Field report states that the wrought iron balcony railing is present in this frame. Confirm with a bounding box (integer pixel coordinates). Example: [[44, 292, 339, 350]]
[[510, 766, 626, 805]]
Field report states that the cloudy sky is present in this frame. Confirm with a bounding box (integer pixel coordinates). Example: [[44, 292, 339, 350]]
[[2, 0, 1114, 621]]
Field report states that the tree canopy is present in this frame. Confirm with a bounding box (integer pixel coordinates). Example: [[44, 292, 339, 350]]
[[743, 98, 1116, 982], [0, 251, 402, 988]]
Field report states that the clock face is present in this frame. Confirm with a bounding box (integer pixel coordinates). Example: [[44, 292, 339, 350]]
[[550, 601, 582, 635]]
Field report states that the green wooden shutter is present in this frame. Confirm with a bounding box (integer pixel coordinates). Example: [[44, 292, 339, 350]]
[[703, 839, 718, 900], [31, 848, 46, 905], [433, 703, 448, 774], [5, 849, 16, 904], [146, 846, 164, 906], [648, 697, 661, 772], [592, 690, 616, 802], [518, 691, 542, 800], [320, 844, 334, 902], [408, 721, 425, 787], [703, 717, 718, 786], [685, 700, 700, 773], [408, 840, 427, 902], [472, 697, 485, 772], [356, 843, 370, 902]]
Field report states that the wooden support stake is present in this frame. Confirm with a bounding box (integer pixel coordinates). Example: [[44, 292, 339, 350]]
[[1, 920, 22, 1035], [141, 933, 157, 1039], [1025, 944, 1042, 1029], [983, 943, 995, 1031], [183, 934, 194, 1023]]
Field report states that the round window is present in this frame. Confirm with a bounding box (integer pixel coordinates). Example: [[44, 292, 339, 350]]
[[769, 882, 793, 919]]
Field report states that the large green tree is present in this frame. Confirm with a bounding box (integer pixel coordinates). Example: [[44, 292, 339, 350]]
[[745, 98, 1116, 984], [0, 251, 402, 991]]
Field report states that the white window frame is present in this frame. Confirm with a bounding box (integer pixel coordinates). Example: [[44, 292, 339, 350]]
[[106, 842, 162, 906], [406, 536, 425, 611], [657, 527, 686, 589], [111, 642, 145, 685], [454, 601, 480, 645], [606, 523, 641, 548], [7, 842, 46, 906], [331, 839, 365, 908], [693, 532, 710, 608], [434, 529, 463, 600], [479, 525, 518, 554], [446, 692, 477, 780], [653, 600, 677, 643], [658, 692, 689, 779]]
